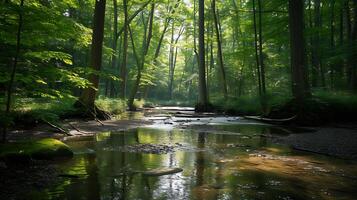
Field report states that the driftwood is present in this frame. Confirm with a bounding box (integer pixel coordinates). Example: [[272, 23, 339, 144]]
[[142, 167, 183, 176], [243, 115, 297, 124]]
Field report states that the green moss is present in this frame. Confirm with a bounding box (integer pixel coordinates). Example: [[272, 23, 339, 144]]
[[0, 138, 73, 161]]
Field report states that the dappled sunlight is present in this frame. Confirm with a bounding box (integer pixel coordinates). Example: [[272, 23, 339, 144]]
[[1, 0, 357, 199]]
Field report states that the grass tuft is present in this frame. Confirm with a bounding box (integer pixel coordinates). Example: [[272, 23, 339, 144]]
[[95, 97, 127, 114]]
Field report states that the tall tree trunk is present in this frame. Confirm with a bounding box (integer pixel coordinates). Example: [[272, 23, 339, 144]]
[[257, 0, 267, 113], [211, 0, 228, 100], [128, 25, 141, 106], [330, 0, 335, 89], [120, 0, 128, 98], [351, 0, 357, 92], [168, 21, 175, 99], [197, 0, 209, 111], [257, 0, 266, 96], [340, 2, 344, 46], [5, 0, 24, 114], [308, 0, 318, 87], [345, 1, 352, 89], [3, 0, 24, 142], [128, 3, 155, 110], [107, 0, 118, 97], [253, 0, 262, 97], [77, 0, 107, 116], [168, 23, 184, 100], [288, 0, 310, 105], [193, 0, 199, 60], [205, 21, 210, 99], [314, 0, 325, 88]]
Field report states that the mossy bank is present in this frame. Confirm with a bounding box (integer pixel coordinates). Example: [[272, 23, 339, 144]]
[[0, 138, 73, 162]]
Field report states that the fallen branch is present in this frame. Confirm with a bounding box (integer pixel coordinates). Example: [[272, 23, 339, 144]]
[[67, 123, 89, 134], [42, 119, 73, 136]]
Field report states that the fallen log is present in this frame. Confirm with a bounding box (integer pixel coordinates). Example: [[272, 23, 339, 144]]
[[243, 115, 297, 124], [142, 167, 183, 176], [174, 113, 216, 118]]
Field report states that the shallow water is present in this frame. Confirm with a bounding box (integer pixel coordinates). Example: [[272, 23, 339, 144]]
[[30, 123, 357, 200]]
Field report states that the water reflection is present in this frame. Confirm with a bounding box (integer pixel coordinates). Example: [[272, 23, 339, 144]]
[[32, 125, 357, 200]]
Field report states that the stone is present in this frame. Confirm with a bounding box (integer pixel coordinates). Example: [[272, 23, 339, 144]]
[[142, 167, 183, 176]]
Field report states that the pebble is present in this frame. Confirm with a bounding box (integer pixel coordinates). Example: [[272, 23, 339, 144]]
[[111, 143, 185, 154]]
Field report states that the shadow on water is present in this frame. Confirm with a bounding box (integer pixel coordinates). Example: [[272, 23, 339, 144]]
[[28, 124, 357, 200]]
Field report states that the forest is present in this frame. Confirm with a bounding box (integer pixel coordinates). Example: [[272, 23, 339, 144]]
[[1, 0, 357, 199], [1, 0, 357, 128]]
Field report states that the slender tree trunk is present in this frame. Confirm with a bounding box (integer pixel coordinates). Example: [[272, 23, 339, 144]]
[[193, 0, 199, 60], [314, 0, 325, 88], [211, 0, 228, 100], [197, 0, 209, 110], [107, 0, 118, 97], [309, 0, 318, 87], [253, 0, 262, 97], [120, 0, 128, 98], [257, 0, 267, 113], [205, 21, 210, 99], [257, 0, 266, 96], [210, 25, 214, 73], [330, 0, 335, 89], [339, 2, 344, 46], [351, 0, 357, 92], [6, 0, 24, 114], [128, 25, 141, 108], [168, 23, 184, 100], [154, 19, 170, 60], [334, 1, 344, 84], [345, 1, 352, 88], [288, 0, 310, 105], [3, 0, 24, 142], [168, 21, 175, 99], [172, 46, 179, 99], [111, 36, 123, 97], [128, 3, 155, 110], [339, 3, 344, 46]]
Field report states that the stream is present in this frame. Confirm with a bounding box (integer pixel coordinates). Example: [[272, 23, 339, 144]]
[[26, 107, 357, 200]]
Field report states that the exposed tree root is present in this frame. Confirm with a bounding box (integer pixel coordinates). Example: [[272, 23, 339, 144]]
[[73, 100, 111, 121]]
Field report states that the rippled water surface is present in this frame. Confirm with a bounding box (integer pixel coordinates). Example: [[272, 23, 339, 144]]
[[30, 123, 357, 200]]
